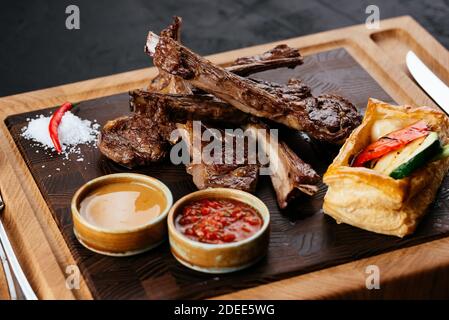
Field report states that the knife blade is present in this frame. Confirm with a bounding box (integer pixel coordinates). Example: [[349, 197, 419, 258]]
[[406, 51, 449, 114]]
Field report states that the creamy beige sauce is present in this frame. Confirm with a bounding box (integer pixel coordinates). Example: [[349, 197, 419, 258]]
[[79, 182, 166, 230]]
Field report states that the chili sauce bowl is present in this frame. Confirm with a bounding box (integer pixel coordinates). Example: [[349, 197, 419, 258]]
[[71, 173, 173, 257], [167, 188, 270, 273]]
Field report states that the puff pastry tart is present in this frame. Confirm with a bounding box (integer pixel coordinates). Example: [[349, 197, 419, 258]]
[[323, 98, 449, 237]]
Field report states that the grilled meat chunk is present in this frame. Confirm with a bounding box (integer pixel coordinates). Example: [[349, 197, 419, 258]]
[[98, 115, 172, 168]]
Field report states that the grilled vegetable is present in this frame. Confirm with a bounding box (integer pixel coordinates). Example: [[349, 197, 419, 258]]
[[389, 132, 441, 179], [353, 120, 429, 167]]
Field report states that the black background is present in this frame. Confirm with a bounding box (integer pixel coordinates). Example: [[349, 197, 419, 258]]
[[1, 0, 448, 97]]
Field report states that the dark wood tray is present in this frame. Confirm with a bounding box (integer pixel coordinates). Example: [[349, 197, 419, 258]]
[[5, 48, 449, 299]]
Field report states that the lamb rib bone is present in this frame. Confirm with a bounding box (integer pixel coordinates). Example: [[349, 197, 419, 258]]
[[147, 16, 192, 94], [245, 122, 320, 208]]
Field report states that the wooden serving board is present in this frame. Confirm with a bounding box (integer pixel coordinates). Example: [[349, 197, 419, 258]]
[[1, 16, 449, 299]]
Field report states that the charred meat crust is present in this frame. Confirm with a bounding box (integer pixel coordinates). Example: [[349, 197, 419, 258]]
[[176, 121, 259, 193], [131, 76, 317, 125], [129, 89, 249, 125], [160, 16, 182, 40], [190, 165, 259, 192], [225, 44, 303, 76]]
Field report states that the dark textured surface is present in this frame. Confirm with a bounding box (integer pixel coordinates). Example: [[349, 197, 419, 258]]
[[1, 0, 448, 97], [6, 48, 449, 300]]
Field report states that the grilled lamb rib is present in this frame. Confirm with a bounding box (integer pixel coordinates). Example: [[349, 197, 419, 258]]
[[246, 122, 320, 208], [129, 90, 320, 202], [173, 121, 259, 192], [99, 18, 320, 206], [146, 32, 361, 144], [101, 15, 284, 167], [131, 77, 313, 124], [98, 42, 302, 167]]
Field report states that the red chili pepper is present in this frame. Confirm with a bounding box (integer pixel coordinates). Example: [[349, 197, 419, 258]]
[[353, 120, 429, 167], [48, 102, 73, 153]]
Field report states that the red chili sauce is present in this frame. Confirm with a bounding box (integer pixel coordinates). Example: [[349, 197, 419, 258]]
[[175, 198, 263, 244]]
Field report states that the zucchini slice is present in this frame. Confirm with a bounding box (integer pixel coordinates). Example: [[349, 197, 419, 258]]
[[389, 132, 441, 179], [372, 136, 426, 175]]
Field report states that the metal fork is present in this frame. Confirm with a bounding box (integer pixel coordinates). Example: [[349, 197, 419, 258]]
[[0, 189, 38, 300]]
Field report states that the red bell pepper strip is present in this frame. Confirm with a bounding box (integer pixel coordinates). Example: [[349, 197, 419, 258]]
[[353, 120, 429, 167], [48, 102, 73, 153]]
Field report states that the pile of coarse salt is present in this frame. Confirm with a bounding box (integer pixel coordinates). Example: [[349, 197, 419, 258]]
[[21, 111, 100, 161]]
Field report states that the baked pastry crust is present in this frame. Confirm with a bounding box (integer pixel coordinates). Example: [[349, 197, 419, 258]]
[[323, 98, 449, 237]]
